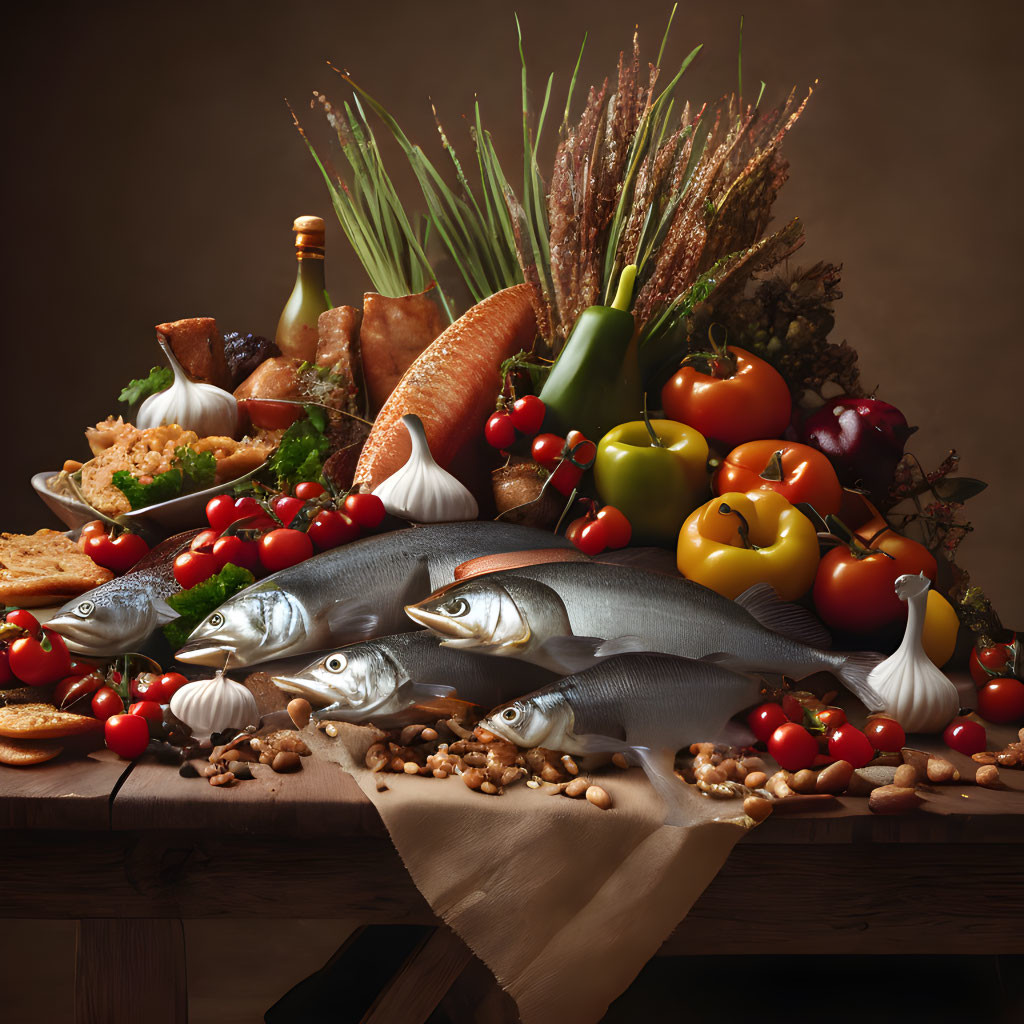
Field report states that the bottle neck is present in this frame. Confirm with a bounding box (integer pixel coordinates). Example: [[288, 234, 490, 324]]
[[295, 250, 325, 289]]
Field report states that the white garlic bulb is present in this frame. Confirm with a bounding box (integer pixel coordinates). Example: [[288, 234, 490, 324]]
[[866, 573, 961, 733], [372, 414, 478, 522], [169, 670, 259, 742], [137, 339, 238, 437]]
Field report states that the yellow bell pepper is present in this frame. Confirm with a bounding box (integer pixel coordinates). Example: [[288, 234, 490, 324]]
[[677, 490, 820, 601]]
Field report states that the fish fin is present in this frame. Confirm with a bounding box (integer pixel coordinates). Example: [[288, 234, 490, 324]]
[[454, 548, 588, 581], [151, 599, 180, 626], [835, 650, 887, 712], [534, 636, 609, 674], [409, 695, 479, 718], [593, 635, 649, 658], [565, 732, 631, 755], [326, 600, 381, 642], [628, 745, 698, 827], [735, 584, 833, 649], [406, 682, 458, 701]]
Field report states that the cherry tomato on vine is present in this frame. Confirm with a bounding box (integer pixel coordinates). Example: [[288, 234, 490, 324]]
[[308, 509, 360, 552], [746, 703, 789, 744], [294, 481, 326, 500], [211, 535, 260, 574], [531, 433, 565, 470], [156, 672, 189, 703], [83, 531, 150, 575], [272, 495, 306, 528], [767, 721, 819, 771], [104, 713, 150, 759], [827, 724, 875, 768], [173, 550, 220, 590], [343, 493, 386, 530], [509, 395, 546, 436], [969, 634, 1018, 686], [91, 686, 124, 721], [128, 700, 163, 723], [53, 670, 104, 710], [130, 672, 162, 701], [566, 516, 607, 556], [8, 628, 71, 686], [595, 506, 631, 549], [781, 694, 805, 723], [259, 529, 314, 573], [485, 411, 517, 450], [976, 678, 1024, 725], [943, 717, 986, 756], [190, 529, 219, 553], [815, 707, 847, 731], [864, 716, 906, 752], [78, 520, 108, 548], [206, 495, 274, 533], [5, 609, 41, 636]]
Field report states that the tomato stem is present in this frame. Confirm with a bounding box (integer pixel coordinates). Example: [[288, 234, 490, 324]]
[[641, 394, 665, 448], [758, 450, 786, 483]]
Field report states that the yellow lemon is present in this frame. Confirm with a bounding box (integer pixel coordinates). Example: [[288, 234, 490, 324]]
[[921, 590, 960, 667]]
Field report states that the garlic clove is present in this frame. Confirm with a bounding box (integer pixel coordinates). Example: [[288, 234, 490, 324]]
[[372, 414, 478, 523], [168, 669, 259, 743], [137, 337, 239, 438], [867, 572, 960, 734]]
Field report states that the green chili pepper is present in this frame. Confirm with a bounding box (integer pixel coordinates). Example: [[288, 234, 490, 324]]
[[538, 265, 642, 443]]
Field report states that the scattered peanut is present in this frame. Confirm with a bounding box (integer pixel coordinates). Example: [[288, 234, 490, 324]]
[[585, 785, 612, 810], [421, 728, 438, 743], [766, 771, 794, 799], [893, 763, 918, 788], [612, 753, 629, 770], [744, 771, 768, 789], [565, 777, 589, 798], [400, 724, 428, 746], [271, 751, 301, 773], [199, 764, 221, 778], [815, 760, 853, 795], [791, 769, 817, 794], [402, 761, 421, 775], [325, 723, 338, 739], [976, 764, 1001, 788], [695, 763, 727, 786], [743, 796, 773, 822], [287, 698, 311, 730], [926, 758, 960, 784], [461, 767, 485, 790], [561, 755, 579, 776], [480, 780, 499, 795], [869, 784, 922, 815], [209, 771, 235, 787]]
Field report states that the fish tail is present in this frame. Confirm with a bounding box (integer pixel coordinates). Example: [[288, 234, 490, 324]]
[[834, 651, 886, 711]]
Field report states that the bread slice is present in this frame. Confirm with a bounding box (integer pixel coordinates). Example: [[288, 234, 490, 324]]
[[0, 530, 113, 607], [0, 703, 102, 739], [0, 735, 63, 766], [155, 317, 231, 390]]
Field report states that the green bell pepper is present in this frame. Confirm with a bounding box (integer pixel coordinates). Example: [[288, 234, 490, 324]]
[[538, 265, 642, 443], [593, 418, 710, 547]]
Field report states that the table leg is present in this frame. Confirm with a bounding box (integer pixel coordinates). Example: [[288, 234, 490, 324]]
[[75, 919, 187, 1024]]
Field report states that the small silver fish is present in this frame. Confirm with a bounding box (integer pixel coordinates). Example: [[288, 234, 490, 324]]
[[175, 522, 574, 668], [478, 653, 763, 825], [405, 561, 885, 709], [272, 631, 556, 726]]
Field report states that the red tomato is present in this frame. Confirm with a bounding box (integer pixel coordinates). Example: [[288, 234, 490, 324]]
[[531, 433, 565, 470], [91, 686, 124, 720], [661, 346, 791, 448], [566, 517, 607, 556], [595, 506, 631, 549], [237, 398, 304, 431], [77, 520, 108, 548], [272, 495, 306, 528], [308, 510, 360, 552], [767, 721, 819, 771], [781, 694, 805, 723], [714, 440, 843, 517], [130, 672, 162, 701], [190, 529, 220, 553], [53, 670, 104, 709], [485, 411, 517, 450], [82, 531, 150, 575], [206, 495, 274, 533], [864, 716, 906, 752], [509, 395, 546, 436], [259, 529, 314, 573], [815, 707, 847, 731], [343, 493, 385, 530], [173, 550, 220, 590], [943, 718, 986, 756], [8, 628, 71, 686], [6, 609, 41, 636], [969, 635, 1018, 686], [129, 700, 163, 723], [976, 678, 1024, 725], [211, 535, 261, 574], [294, 481, 326, 500], [156, 672, 189, 703], [812, 529, 938, 634], [104, 713, 150, 759], [827, 724, 875, 768], [746, 702, 789, 744], [565, 430, 597, 467]]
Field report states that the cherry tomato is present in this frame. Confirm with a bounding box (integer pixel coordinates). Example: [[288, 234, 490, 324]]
[[6, 609, 41, 636], [343, 493, 386, 530], [104, 713, 150, 759], [595, 506, 631, 550], [173, 550, 220, 590], [272, 495, 306, 528], [211, 535, 261, 574], [83, 531, 150, 575], [548, 460, 584, 496], [91, 686, 124, 720], [661, 346, 791, 448], [864, 716, 906, 752], [531, 433, 565, 470], [237, 398, 305, 431], [767, 721, 819, 771], [827, 724, 875, 768], [259, 528, 314, 573], [746, 702, 789, 744], [294, 481, 326, 500], [509, 395, 546, 436], [53, 670, 104, 710], [976, 678, 1024, 725], [190, 529, 220, 553], [565, 430, 597, 467], [781, 694, 805, 723], [307, 509, 360, 552], [969, 635, 1018, 686], [566, 517, 607, 556], [943, 717, 986, 756], [812, 529, 938, 634], [485, 411, 517, 450], [130, 672, 162, 701], [156, 672, 189, 703], [714, 440, 843, 517], [8, 628, 71, 686], [815, 707, 847, 731], [78, 520, 108, 549], [128, 700, 163, 723], [206, 495, 274, 533]]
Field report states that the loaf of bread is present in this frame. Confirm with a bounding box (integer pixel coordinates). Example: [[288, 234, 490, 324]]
[[0, 530, 113, 607]]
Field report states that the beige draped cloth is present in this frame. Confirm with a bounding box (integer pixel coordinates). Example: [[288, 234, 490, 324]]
[[305, 723, 754, 1024]]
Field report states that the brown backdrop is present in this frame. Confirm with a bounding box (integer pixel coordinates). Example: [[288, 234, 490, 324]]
[[2, 0, 1021, 623]]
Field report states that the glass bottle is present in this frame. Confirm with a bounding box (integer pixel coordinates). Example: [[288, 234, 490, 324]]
[[275, 215, 329, 362]]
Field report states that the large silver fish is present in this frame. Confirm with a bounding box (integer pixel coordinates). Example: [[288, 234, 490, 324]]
[[45, 531, 196, 656], [271, 631, 556, 726], [405, 561, 885, 710], [478, 652, 764, 825], [175, 522, 575, 668]]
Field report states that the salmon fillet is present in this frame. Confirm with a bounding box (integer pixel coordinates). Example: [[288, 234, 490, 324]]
[[354, 285, 537, 491]]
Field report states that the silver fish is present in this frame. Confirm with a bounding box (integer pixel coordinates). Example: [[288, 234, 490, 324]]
[[405, 561, 885, 710], [45, 531, 196, 656], [175, 522, 574, 668], [478, 652, 763, 825], [272, 631, 556, 726]]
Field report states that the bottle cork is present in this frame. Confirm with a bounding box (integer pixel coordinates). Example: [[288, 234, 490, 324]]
[[292, 215, 325, 251]]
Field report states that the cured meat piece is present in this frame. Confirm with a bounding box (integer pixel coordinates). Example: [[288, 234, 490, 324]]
[[233, 356, 306, 403], [155, 317, 231, 390], [316, 305, 363, 415]]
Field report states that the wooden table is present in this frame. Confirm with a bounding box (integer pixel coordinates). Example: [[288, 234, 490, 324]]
[[3, 739, 1024, 1024]]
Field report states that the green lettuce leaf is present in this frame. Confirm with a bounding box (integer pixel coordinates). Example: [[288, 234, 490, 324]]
[[162, 563, 256, 649]]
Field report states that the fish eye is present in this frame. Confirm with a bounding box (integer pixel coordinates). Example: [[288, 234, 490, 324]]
[[441, 597, 470, 618], [77, 600, 94, 616], [208, 612, 224, 628], [325, 655, 348, 673], [501, 706, 522, 723]]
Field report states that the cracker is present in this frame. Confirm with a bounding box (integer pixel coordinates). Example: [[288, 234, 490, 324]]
[[0, 735, 63, 766], [0, 703, 101, 739], [0, 530, 113, 607]]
